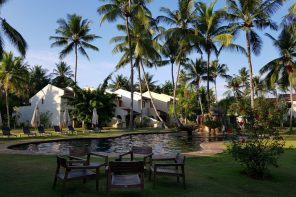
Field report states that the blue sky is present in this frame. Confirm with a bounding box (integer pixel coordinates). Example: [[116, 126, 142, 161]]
[[2, 0, 295, 99]]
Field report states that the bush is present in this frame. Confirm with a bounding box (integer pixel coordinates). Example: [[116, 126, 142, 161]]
[[177, 122, 197, 132], [228, 130, 285, 179], [40, 111, 52, 128], [134, 116, 150, 128]]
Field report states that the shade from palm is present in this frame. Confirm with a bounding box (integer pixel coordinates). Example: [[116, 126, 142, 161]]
[[50, 14, 99, 84]]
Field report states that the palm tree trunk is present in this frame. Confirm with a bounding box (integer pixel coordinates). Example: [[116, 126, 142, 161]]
[[173, 61, 182, 127], [246, 32, 255, 109], [140, 61, 168, 129], [171, 62, 175, 90], [137, 66, 143, 124], [197, 79, 203, 115], [5, 89, 10, 128], [126, 15, 134, 130], [214, 79, 218, 103], [207, 52, 211, 111], [74, 44, 78, 84], [290, 78, 293, 133]]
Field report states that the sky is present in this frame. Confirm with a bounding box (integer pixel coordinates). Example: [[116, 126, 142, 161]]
[[1, 0, 295, 99]]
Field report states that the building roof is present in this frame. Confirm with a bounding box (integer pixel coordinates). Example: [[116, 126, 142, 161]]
[[114, 89, 148, 101], [142, 91, 173, 102]]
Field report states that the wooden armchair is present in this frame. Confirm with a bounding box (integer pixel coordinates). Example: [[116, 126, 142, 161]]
[[22, 126, 37, 136], [38, 126, 52, 136], [118, 146, 153, 170], [149, 154, 186, 189], [53, 125, 68, 135], [52, 155, 101, 196], [67, 126, 77, 135], [1, 127, 17, 137], [107, 161, 144, 197]]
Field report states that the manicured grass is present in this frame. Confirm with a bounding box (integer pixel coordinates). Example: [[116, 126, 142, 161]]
[[0, 150, 296, 197]]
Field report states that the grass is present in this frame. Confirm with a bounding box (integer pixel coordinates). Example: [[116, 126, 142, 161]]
[[1, 129, 296, 196], [0, 150, 296, 197]]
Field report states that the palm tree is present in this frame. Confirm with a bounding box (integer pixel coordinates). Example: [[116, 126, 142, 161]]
[[29, 65, 51, 97], [157, 0, 196, 127], [98, 0, 152, 129], [260, 27, 296, 132], [161, 80, 173, 96], [184, 58, 207, 114], [226, 0, 285, 108], [209, 60, 231, 102], [0, 52, 29, 127], [0, 0, 27, 58], [138, 73, 157, 92], [224, 76, 243, 99], [238, 67, 250, 95], [195, 0, 233, 110], [51, 61, 74, 88], [50, 14, 99, 84], [109, 74, 130, 91]]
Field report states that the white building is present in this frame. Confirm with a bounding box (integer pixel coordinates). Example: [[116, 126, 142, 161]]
[[18, 84, 73, 127]]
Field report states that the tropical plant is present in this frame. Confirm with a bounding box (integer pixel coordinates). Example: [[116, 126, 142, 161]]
[[51, 61, 74, 88], [224, 76, 243, 99], [138, 73, 158, 92], [260, 27, 296, 132], [0, 51, 29, 127], [98, 0, 153, 129], [226, 0, 286, 108], [29, 65, 51, 97], [209, 60, 231, 102], [238, 67, 250, 95], [160, 80, 173, 96], [0, 0, 27, 58], [109, 74, 130, 91], [195, 0, 233, 110], [184, 58, 207, 114], [50, 14, 100, 84]]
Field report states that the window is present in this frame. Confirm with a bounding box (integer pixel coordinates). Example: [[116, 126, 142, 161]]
[[41, 98, 44, 104]]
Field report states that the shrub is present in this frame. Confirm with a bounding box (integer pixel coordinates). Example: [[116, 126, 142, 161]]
[[177, 122, 197, 132], [228, 131, 285, 179], [40, 111, 52, 128]]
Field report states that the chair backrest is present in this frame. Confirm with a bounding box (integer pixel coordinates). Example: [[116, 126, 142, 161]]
[[132, 146, 152, 155], [2, 127, 11, 135], [54, 126, 61, 132], [23, 126, 30, 134], [38, 126, 45, 133], [69, 147, 89, 157], [175, 154, 185, 164], [109, 161, 144, 174]]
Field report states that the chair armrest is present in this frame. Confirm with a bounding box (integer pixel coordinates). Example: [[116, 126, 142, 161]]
[[143, 153, 153, 159], [152, 156, 176, 161], [68, 156, 85, 161], [69, 165, 101, 170], [118, 151, 132, 160], [67, 160, 88, 165], [154, 163, 184, 167], [89, 152, 109, 164]]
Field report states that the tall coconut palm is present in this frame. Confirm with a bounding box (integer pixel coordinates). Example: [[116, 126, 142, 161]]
[[226, 0, 286, 108], [238, 67, 250, 95], [260, 27, 296, 132], [98, 0, 152, 129], [51, 61, 74, 88], [50, 14, 99, 84], [195, 0, 233, 110], [184, 58, 207, 114], [138, 73, 157, 92], [0, 52, 29, 127], [158, 0, 197, 127], [209, 60, 231, 102], [0, 0, 27, 58], [224, 76, 243, 99], [29, 65, 51, 97], [109, 74, 130, 91]]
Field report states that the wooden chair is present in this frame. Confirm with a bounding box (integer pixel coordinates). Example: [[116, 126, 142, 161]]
[[1, 127, 17, 137], [149, 154, 186, 189], [67, 126, 77, 135], [107, 161, 144, 197], [118, 146, 153, 170], [22, 126, 37, 136], [53, 125, 68, 135], [52, 155, 101, 196], [38, 126, 52, 136]]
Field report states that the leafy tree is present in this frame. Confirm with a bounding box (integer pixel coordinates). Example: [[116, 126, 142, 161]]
[[138, 73, 158, 92], [226, 0, 286, 108], [109, 74, 130, 91], [0, 0, 27, 58], [238, 67, 250, 95], [29, 65, 51, 97], [50, 14, 100, 84], [98, 0, 152, 129], [195, 0, 233, 109], [51, 61, 74, 88], [260, 27, 296, 132], [0, 52, 29, 127], [224, 76, 243, 99], [160, 80, 173, 96], [67, 75, 116, 127]]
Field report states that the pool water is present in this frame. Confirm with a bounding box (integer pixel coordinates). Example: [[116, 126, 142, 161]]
[[10, 132, 223, 155]]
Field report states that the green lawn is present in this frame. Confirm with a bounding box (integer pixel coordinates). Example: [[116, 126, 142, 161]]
[[1, 130, 296, 196]]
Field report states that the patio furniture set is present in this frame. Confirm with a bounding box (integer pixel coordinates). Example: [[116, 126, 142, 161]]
[[53, 146, 186, 196]]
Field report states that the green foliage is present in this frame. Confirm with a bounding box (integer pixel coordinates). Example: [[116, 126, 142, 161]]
[[134, 116, 151, 128], [228, 133, 285, 179], [204, 119, 222, 129], [177, 122, 197, 132], [67, 76, 116, 126], [40, 111, 52, 128]]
